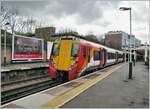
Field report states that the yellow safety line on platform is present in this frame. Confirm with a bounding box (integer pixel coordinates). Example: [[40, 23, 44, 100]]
[[40, 63, 125, 108]]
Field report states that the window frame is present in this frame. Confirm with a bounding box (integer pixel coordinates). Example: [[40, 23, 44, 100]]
[[93, 50, 100, 61], [108, 52, 115, 59], [52, 43, 60, 56], [71, 43, 80, 57]]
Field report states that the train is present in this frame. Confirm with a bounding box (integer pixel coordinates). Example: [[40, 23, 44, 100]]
[[48, 36, 125, 81]]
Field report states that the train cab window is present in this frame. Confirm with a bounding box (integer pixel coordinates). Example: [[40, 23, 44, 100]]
[[71, 43, 80, 57], [94, 50, 100, 60], [52, 43, 60, 55], [83, 47, 86, 58]]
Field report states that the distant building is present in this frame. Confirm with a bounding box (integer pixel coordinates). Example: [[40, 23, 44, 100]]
[[105, 31, 141, 50], [135, 38, 141, 47], [35, 27, 56, 39], [85, 34, 98, 40]]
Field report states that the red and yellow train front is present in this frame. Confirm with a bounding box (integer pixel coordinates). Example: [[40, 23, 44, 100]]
[[49, 39, 80, 81]]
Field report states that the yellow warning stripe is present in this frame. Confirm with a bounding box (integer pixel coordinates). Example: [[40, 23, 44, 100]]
[[40, 63, 125, 108]]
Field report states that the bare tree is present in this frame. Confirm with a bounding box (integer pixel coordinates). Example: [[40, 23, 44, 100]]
[[0, 5, 18, 34], [1, 5, 42, 34]]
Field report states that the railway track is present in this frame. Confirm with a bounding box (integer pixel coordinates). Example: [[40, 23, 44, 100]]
[[1, 76, 61, 105], [2, 75, 50, 91]]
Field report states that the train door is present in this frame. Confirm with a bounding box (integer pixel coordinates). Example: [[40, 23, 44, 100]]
[[100, 48, 104, 67], [86, 47, 91, 68], [88, 47, 90, 63], [79, 45, 88, 70], [103, 48, 107, 66]]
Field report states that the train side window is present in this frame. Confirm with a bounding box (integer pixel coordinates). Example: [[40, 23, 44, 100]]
[[110, 53, 112, 59], [116, 52, 118, 59], [94, 50, 100, 60], [52, 43, 60, 55], [119, 54, 122, 58], [83, 47, 86, 58], [71, 43, 80, 57], [112, 53, 115, 59], [108, 52, 116, 59]]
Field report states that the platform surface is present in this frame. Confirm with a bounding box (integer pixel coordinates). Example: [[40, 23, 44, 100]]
[[62, 62, 149, 108]]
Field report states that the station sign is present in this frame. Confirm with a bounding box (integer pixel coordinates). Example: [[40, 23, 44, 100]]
[[12, 35, 44, 61]]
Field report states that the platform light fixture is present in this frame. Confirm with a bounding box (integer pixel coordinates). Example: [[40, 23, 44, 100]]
[[119, 7, 133, 79]]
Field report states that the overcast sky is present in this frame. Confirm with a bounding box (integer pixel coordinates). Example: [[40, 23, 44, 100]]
[[1, 0, 149, 44]]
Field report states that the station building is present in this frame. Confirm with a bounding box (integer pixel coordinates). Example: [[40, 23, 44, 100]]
[[105, 31, 141, 50], [35, 27, 56, 39]]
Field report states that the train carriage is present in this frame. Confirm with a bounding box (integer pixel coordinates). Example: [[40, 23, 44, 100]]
[[49, 36, 124, 81]]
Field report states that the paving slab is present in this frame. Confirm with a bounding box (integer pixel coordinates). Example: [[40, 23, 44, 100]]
[[62, 62, 149, 108]]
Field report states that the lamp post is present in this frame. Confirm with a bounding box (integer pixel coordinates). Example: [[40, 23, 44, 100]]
[[4, 22, 10, 66], [125, 45, 127, 63], [134, 35, 136, 66], [119, 7, 133, 79]]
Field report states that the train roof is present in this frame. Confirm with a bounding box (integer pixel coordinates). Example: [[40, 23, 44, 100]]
[[79, 38, 123, 54], [58, 35, 123, 54]]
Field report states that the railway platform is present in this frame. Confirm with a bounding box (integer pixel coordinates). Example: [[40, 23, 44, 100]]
[[62, 62, 149, 108], [1, 62, 49, 72], [1, 62, 49, 87], [2, 62, 149, 108]]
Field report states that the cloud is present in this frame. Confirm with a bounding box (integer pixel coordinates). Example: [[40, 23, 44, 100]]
[[132, 1, 149, 23], [1, 0, 149, 44], [1, 0, 120, 24], [1, 1, 49, 16], [40, 0, 103, 24], [75, 1, 103, 24]]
